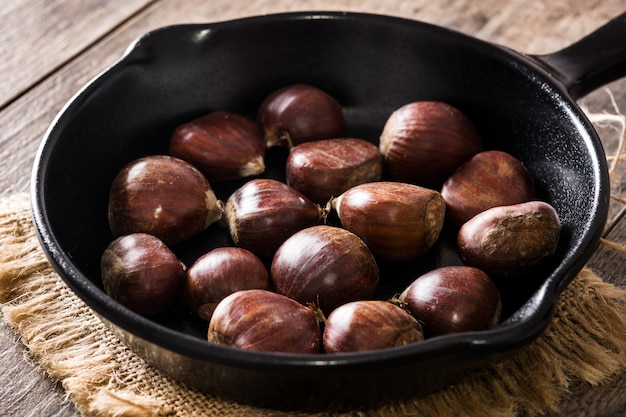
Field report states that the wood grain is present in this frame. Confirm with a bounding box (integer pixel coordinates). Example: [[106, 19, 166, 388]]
[[0, 0, 153, 108], [2, 0, 626, 416], [0, 320, 79, 417]]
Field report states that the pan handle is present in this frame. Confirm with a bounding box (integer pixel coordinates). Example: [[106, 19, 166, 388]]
[[534, 12, 626, 100]]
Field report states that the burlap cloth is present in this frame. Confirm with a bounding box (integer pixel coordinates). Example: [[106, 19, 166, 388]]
[[2, 192, 626, 417]]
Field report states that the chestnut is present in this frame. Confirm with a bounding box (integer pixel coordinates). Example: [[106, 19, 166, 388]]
[[379, 101, 483, 185], [286, 138, 383, 205], [169, 110, 266, 183], [258, 84, 346, 148], [441, 150, 537, 227], [457, 201, 561, 278], [100, 233, 186, 317], [208, 289, 322, 354], [400, 266, 501, 337], [183, 247, 270, 321], [331, 181, 446, 261], [108, 155, 224, 246], [224, 178, 324, 258], [323, 300, 424, 353], [271, 225, 379, 314]]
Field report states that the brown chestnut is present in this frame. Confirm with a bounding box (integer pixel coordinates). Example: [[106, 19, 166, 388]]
[[400, 266, 501, 337], [331, 181, 446, 261], [258, 84, 346, 148], [224, 178, 324, 258], [286, 138, 383, 205], [101, 233, 186, 316], [108, 155, 224, 246], [169, 110, 266, 182], [208, 289, 322, 354], [271, 225, 379, 314], [183, 247, 270, 321], [457, 201, 561, 278], [379, 101, 483, 185], [323, 300, 424, 353], [441, 150, 537, 227]]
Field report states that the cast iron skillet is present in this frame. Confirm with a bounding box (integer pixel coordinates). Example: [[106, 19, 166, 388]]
[[31, 11, 626, 410]]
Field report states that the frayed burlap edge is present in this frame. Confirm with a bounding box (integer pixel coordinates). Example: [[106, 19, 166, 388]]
[[2, 193, 626, 417]]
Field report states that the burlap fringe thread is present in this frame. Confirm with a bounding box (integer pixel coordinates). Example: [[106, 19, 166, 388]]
[[2, 193, 626, 417]]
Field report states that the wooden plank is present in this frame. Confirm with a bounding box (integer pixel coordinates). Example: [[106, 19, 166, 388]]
[[0, 0, 154, 108], [470, 0, 624, 54], [2, 1, 626, 416], [0, 321, 80, 417], [589, 215, 626, 286]]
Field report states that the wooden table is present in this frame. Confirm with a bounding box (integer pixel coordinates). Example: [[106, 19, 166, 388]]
[[3, 1, 626, 415]]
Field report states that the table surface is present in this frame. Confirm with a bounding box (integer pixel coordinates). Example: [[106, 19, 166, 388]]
[[3, 1, 626, 416]]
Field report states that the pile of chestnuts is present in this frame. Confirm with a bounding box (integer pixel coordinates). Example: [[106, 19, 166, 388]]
[[101, 84, 561, 355]]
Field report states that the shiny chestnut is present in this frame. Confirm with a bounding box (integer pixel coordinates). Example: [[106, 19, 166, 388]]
[[379, 101, 483, 185], [169, 110, 266, 182], [224, 178, 324, 258], [332, 181, 446, 261], [101, 233, 186, 317], [323, 300, 424, 353], [400, 266, 501, 337], [108, 155, 223, 246], [258, 84, 346, 148], [286, 138, 383, 205], [183, 247, 270, 321], [441, 150, 537, 227], [271, 225, 379, 314], [208, 289, 322, 354]]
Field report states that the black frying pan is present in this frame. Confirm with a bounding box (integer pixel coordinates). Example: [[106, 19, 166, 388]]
[[31, 11, 626, 410]]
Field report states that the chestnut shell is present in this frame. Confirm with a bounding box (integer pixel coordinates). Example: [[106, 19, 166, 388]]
[[101, 233, 186, 317], [271, 225, 379, 314], [258, 84, 347, 148], [207, 289, 322, 354], [400, 266, 501, 337], [108, 155, 223, 246], [286, 138, 383, 205], [224, 178, 323, 258], [323, 300, 424, 353], [183, 247, 270, 321], [441, 150, 537, 227], [379, 101, 483, 186], [457, 201, 561, 278], [169, 110, 266, 182], [333, 181, 446, 261]]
